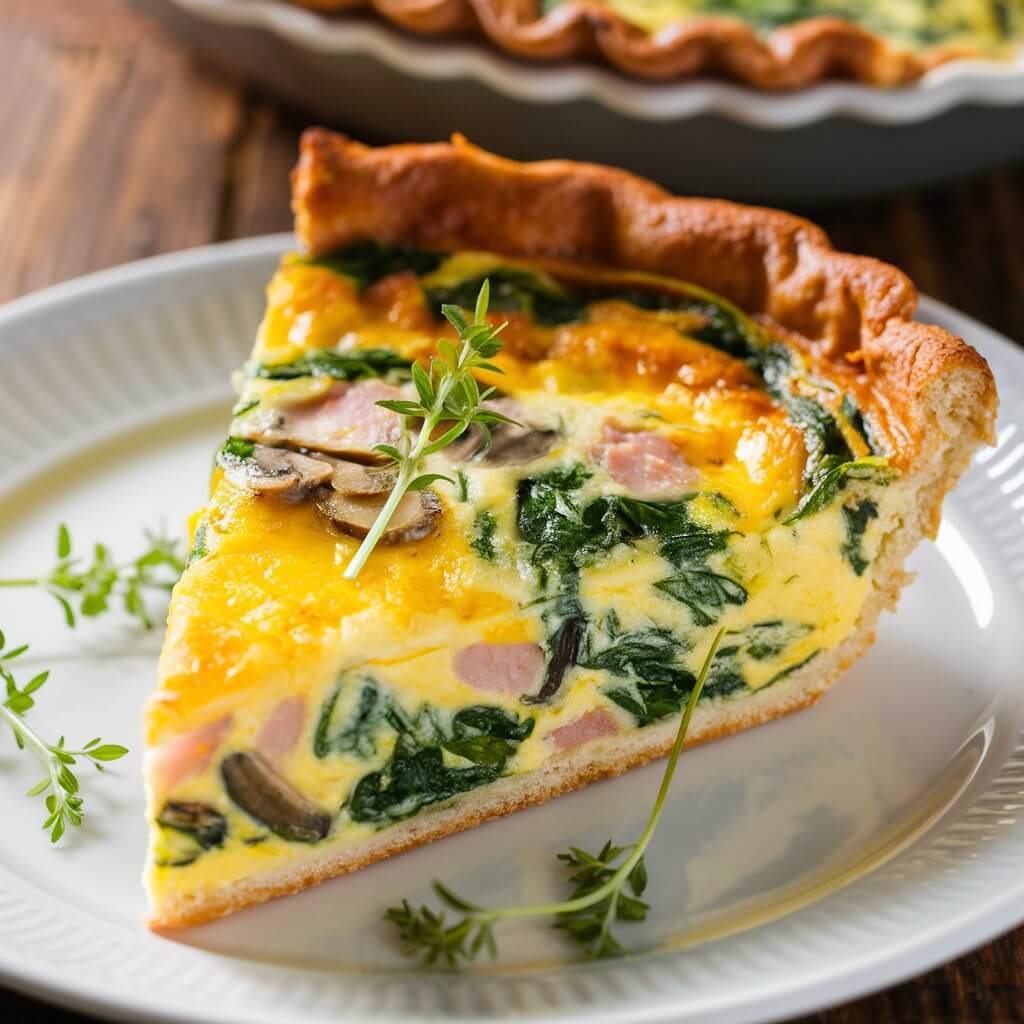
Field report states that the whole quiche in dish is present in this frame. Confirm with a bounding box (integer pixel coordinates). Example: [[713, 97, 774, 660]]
[[290, 0, 1023, 84], [143, 130, 997, 928]]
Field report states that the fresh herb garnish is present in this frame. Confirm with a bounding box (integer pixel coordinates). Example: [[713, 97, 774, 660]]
[[0, 524, 185, 629], [0, 632, 128, 843], [384, 628, 724, 965], [342, 280, 516, 580]]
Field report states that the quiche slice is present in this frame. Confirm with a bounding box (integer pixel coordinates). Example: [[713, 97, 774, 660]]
[[144, 130, 997, 928], [289, 0, 1024, 86]]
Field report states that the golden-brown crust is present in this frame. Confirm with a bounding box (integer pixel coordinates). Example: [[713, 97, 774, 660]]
[[292, 129, 997, 466], [286, 1, 994, 85]]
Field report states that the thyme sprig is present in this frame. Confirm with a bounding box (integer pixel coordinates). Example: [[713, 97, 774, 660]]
[[0, 523, 185, 629], [0, 631, 127, 843], [385, 628, 725, 966], [343, 280, 515, 580]]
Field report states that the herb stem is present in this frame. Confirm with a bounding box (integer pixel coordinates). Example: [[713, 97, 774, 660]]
[[342, 281, 512, 580], [0, 702, 59, 790], [0, 578, 41, 587]]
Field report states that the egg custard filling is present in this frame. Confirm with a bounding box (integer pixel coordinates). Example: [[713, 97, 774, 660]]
[[560, 0, 1024, 58], [145, 244, 904, 922]]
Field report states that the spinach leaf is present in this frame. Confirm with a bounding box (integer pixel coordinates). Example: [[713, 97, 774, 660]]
[[470, 511, 498, 561], [306, 241, 445, 288], [783, 457, 895, 524], [581, 626, 696, 727], [653, 571, 747, 627], [840, 395, 878, 455], [784, 396, 855, 486], [249, 348, 411, 382], [840, 500, 878, 576], [719, 621, 813, 662], [346, 703, 535, 827], [219, 436, 255, 461], [186, 520, 208, 567], [314, 679, 386, 759], [348, 739, 499, 826], [451, 706, 535, 742], [424, 269, 588, 326], [322, 680, 537, 827]]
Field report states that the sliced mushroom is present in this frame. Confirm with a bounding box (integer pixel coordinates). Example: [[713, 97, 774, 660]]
[[156, 801, 228, 849], [448, 398, 559, 467], [222, 444, 333, 500], [315, 487, 441, 544], [221, 751, 331, 843], [329, 460, 398, 497]]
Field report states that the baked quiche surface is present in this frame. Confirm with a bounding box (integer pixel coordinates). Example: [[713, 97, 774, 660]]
[[290, 0, 1023, 85], [143, 132, 997, 928]]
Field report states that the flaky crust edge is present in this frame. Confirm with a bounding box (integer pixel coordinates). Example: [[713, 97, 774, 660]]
[[146, 131, 997, 928], [288, 1, 992, 85]]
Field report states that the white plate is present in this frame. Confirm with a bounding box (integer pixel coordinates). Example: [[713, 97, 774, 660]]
[[0, 235, 1023, 1024]]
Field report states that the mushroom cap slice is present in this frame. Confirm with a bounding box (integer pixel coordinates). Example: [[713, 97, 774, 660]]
[[156, 801, 228, 849], [221, 751, 332, 843], [330, 460, 398, 497], [447, 398, 559, 467], [315, 487, 442, 544], [222, 445, 333, 499]]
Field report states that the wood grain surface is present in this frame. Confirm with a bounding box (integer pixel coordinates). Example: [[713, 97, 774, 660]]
[[1, 3, 1023, 1022]]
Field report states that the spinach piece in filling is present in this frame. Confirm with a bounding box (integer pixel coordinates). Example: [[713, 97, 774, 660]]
[[316, 677, 535, 827], [581, 625, 697, 727], [470, 510, 499, 561], [516, 466, 748, 701], [424, 268, 589, 326], [840, 499, 879, 576], [248, 348, 412, 382], [305, 240, 445, 289]]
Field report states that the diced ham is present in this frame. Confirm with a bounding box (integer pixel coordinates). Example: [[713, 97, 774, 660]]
[[281, 380, 403, 455], [452, 642, 545, 697], [256, 696, 306, 761], [547, 708, 618, 751], [594, 422, 697, 500], [148, 716, 232, 793]]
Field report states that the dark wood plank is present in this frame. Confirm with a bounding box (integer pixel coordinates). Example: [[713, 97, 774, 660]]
[[0, 0, 243, 302], [221, 99, 302, 239], [808, 165, 1024, 346]]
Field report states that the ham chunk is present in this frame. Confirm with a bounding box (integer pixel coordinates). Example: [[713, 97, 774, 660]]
[[452, 642, 545, 697], [277, 380, 403, 459], [148, 716, 232, 794], [595, 422, 697, 500], [256, 696, 306, 761], [234, 379, 404, 462], [548, 708, 618, 751]]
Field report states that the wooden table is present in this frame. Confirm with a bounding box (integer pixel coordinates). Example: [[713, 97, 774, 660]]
[[2, 3, 1024, 1022]]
